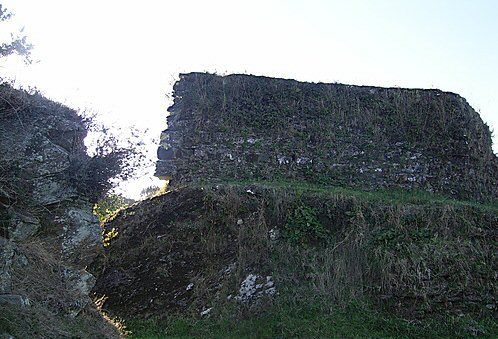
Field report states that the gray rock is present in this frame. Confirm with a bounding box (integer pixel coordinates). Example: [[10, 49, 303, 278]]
[[296, 156, 312, 165], [64, 268, 96, 317], [235, 274, 276, 303], [0, 187, 13, 206], [0, 240, 15, 294], [277, 155, 291, 165], [0, 294, 30, 307], [31, 176, 78, 206], [61, 204, 101, 266], [22, 134, 71, 176], [64, 268, 96, 297], [8, 210, 40, 241]]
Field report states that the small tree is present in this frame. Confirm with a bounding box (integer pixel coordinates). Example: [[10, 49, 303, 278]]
[[69, 122, 148, 203], [140, 182, 169, 199], [0, 4, 32, 61]]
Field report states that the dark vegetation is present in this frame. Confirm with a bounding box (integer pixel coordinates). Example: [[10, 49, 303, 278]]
[[125, 301, 498, 338], [94, 181, 498, 338]]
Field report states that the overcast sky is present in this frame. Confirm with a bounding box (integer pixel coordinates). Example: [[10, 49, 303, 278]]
[[2, 0, 497, 197]]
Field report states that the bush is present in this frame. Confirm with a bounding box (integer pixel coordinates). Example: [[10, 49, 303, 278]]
[[93, 194, 133, 223], [69, 122, 147, 203], [0, 4, 32, 62], [283, 203, 328, 246]]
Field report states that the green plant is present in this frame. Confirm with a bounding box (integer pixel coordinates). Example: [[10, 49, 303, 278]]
[[102, 227, 119, 247], [123, 299, 498, 339], [93, 194, 133, 223], [283, 203, 328, 246]]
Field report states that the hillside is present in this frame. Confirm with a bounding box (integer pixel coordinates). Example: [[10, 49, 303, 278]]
[[95, 182, 497, 337]]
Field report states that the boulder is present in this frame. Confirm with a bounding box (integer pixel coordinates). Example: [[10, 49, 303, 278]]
[[8, 209, 40, 241]]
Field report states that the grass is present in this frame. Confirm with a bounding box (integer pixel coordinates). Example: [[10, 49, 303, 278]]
[[217, 178, 498, 213], [124, 301, 498, 338], [104, 181, 497, 338], [0, 304, 121, 339]]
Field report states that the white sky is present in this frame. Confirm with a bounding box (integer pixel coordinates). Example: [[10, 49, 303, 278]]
[[1, 0, 497, 198]]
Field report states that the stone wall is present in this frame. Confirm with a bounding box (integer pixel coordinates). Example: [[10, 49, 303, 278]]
[[156, 72, 498, 202]]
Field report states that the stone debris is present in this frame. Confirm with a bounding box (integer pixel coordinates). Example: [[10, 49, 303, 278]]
[[277, 155, 291, 165], [7, 210, 40, 241], [200, 307, 212, 316], [296, 157, 312, 165], [0, 294, 30, 307], [0, 239, 15, 294], [235, 274, 276, 303], [268, 228, 279, 241]]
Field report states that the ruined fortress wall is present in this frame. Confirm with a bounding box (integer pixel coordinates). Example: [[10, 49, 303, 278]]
[[156, 72, 498, 202]]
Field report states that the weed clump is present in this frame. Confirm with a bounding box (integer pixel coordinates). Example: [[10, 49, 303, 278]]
[[283, 203, 328, 246]]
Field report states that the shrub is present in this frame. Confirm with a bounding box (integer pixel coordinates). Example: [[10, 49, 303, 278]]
[[283, 203, 328, 246], [93, 194, 133, 223], [0, 4, 32, 62], [69, 122, 147, 203]]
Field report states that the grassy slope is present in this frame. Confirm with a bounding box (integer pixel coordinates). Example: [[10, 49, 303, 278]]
[[125, 301, 497, 338], [105, 181, 497, 338], [220, 179, 498, 213]]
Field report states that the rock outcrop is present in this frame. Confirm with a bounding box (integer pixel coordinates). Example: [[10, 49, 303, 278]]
[[0, 84, 119, 338], [156, 73, 498, 202]]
